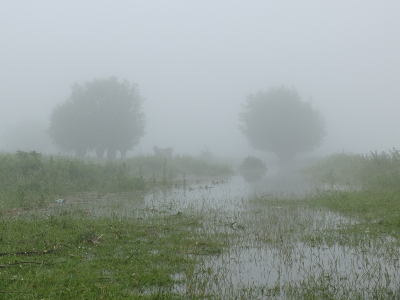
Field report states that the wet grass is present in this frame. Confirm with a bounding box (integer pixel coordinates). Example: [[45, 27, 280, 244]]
[[303, 189, 400, 239], [0, 151, 233, 210], [1, 149, 400, 299], [0, 206, 227, 299], [303, 149, 400, 239], [0, 151, 148, 210], [0, 151, 232, 299], [305, 148, 400, 191], [247, 149, 400, 298]]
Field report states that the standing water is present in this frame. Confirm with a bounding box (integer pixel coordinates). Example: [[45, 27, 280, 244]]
[[61, 172, 400, 298]]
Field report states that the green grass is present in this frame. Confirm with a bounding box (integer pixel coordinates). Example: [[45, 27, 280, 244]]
[[0, 151, 233, 210], [0, 151, 232, 298], [0, 151, 148, 210], [284, 273, 399, 300], [2, 149, 400, 299], [250, 149, 400, 298], [303, 189, 400, 238], [305, 148, 400, 191], [302, 149, 400, 238], [0, 207, 225, 299]]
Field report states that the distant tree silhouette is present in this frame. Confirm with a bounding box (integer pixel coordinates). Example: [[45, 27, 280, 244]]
[[239, 86, 326, 166], [49, 77, 146, 159]]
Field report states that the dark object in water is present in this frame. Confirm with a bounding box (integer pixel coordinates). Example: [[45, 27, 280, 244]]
[[239, 156, 267, 183]]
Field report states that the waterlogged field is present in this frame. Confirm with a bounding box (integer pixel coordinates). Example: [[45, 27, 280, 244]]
[[1, 150, 400, 299]]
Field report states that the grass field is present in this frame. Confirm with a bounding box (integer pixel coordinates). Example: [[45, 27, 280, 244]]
[[0, 151, 233, 210], [303, 149, 400, 237], [1, 149, 399, 299], [251, 149, 400, 298]]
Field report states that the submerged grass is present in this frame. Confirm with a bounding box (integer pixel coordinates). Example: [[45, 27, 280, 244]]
[[0, 151, 232, 299], [303, 189, 400, 239], [303, 149, 400, 238], [249, 149, 400, 299], [2, 149, 400, 299], [0, 206, 226, 299]]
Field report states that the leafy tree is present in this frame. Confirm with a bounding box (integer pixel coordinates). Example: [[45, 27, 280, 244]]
[[239, 86, 326, 166], [49, 77, 146, 159]]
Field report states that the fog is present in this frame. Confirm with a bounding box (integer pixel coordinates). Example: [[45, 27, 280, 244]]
[[1, 1, 399, 159]]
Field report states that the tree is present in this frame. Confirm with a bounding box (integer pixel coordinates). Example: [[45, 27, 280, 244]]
[[239, 86, 326, 166], [48, 77, 146, 159]]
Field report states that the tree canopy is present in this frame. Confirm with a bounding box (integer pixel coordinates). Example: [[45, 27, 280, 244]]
[[239, 86, 326, 166], [49, 77, 146, 159]]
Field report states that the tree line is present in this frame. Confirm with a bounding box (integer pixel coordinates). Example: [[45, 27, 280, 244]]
[[48, 77, 326, 166]]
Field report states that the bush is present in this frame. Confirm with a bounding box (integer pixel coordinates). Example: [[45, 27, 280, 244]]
[[239, 156, 267, 183]]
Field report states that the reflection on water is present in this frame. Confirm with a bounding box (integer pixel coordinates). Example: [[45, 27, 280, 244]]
[[252, 171, 317, 198], [54, 169, 346, 216], [140, 174, 400, 297], [145, 175, 250, 212], [53, 173, 400, 297], [179, 241, 399, 298], [54, 175, 249, 216]]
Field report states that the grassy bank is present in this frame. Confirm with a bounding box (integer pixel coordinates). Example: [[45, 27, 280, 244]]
[[0, 151, 232, 298], [0, 151, 233, 210], [303, 148, 400, 238]]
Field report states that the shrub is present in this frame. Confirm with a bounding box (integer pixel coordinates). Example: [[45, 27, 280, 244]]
[[239, 156, 267, 183]]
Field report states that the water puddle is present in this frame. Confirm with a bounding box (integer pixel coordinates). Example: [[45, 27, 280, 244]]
[[51, 175, 249, 217], [164, 174, 400, 297], [49, 173, 400, 297], [145, 175, 250, 212], [177, 241, 399, 298]]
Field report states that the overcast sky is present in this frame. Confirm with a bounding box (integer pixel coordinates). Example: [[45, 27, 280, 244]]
[[1, 1, 399, 158]]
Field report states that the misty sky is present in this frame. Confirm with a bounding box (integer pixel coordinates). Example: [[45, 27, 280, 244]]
[[1, 1, 399, 158]]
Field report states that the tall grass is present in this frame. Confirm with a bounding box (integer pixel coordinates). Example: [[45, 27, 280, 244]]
[[306, 148, 400, 191], [358, 148, 400, 191], [304, 148, 400, 237], [0, 151, 231, 299], [0, 151, 147, 209], [0, 151, 233, 210]]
